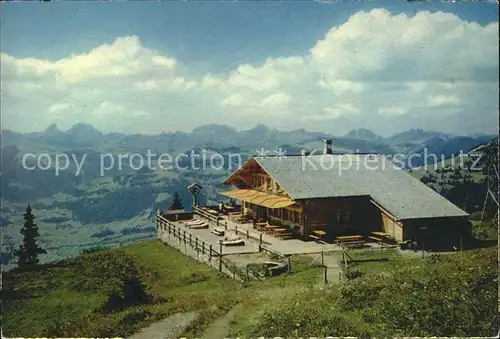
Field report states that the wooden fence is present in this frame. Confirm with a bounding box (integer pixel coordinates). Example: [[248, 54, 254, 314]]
[[192, 206, 270, 247], [157, 214, 218, 259], [157, 213, 253, 282]]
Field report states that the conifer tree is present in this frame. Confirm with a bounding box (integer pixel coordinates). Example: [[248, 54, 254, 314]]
[[14, 205, 46, 270], [169, 192, 184, 210]]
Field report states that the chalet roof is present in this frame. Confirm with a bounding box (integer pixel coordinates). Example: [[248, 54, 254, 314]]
[[253, 155, 468, 220]]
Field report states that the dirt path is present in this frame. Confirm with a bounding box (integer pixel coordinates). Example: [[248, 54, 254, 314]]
[[313, 252, 344, 287], [201, 304, 245, 339], [127, 311, 200, 339]]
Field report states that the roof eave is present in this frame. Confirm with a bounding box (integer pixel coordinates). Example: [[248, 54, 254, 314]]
[[399, 213, 470, 221]]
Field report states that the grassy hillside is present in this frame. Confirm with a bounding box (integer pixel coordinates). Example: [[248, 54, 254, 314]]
[[3, 240, 498, 337], [2, 241, 243, 337], [1, 163, 233, 267]]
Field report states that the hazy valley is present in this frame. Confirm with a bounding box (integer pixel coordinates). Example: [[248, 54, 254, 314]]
[[1, 123, 496, 267]]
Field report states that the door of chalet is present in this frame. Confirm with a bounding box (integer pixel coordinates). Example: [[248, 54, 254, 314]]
[[256, 205, 267, 221]]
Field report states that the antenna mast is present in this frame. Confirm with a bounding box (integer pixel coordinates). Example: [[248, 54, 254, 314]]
[[479, 138, 499, 235]]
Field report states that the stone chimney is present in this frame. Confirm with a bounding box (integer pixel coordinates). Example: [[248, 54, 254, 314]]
[[323, 139, 333, 155]]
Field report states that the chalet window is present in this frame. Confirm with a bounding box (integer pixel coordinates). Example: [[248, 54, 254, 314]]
[[266, 177, 272, 190], [257, 175, 264, 188], [342, 212, 351, 222], [252, 176, 257, 187], [282, 209, 289, 220]]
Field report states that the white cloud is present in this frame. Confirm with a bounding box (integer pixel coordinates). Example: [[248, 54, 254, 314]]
[[1, 36, 179, 85], [221, 93, 247, 107], [1, 9, 498, 135], [378, 106, 409, 117], [318, 79, 365, 94], [427, 95, 461, 108], [259, 92, 291, 108], [92, 102, 124, 117], [201, 74, 223, 89], [48, 102, 72, 114]]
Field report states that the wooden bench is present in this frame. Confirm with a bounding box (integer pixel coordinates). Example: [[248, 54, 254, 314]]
[[277, 232, 293, 240], [255, 222, 267, 231], [309, 234, 321, 241], [342, 240, 366, 248], [368, 236, 383, 242], [336, 236, 363, 245]]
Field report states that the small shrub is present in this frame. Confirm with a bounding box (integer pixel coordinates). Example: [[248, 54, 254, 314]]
[[91, 228, 115, 238], [184, 272, 209, 284], [80, 245, 107, 254], [120, 311, 152, 326], [101, 291, 125, 313], [345, 268, 365, 280], [101, 277, 153, 314]]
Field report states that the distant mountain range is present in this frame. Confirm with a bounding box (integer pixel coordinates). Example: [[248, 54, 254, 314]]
[[2, 123, 495, 157]]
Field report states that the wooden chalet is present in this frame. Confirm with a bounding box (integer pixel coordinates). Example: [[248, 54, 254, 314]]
[[220, 143, 471, 249]]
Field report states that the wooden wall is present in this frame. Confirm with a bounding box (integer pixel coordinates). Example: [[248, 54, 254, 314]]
[[380, 210, 404, 241], [401, 217, 471, 249], [302, 196, 381, 238], [226, 159, 286, 195]]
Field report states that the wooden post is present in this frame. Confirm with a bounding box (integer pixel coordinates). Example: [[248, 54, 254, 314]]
[[202, 242, 205, 255], [380, 241, 383, 260], [195, 237, 198, 250], [321, 250, 324, 266], [247, 230, 249, 239], [217, 217, 219, 227], [209, 245, 212, 262], [219, 240, 223, 272], [324, 266, 328, 285], [259, 234, 263, 246], [189, 233, 192, 246]]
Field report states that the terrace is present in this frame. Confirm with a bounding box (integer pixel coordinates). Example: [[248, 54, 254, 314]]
[[191, 205, 344, 256]]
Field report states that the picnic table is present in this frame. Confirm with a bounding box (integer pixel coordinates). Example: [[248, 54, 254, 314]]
[[273, 228, 288, 233], [371, 231, 390, 237], [336, 235, 363, 241], [369, 231, 396, 244], [271, 227, 293, 240], [336, 235, 365, 247], [254, 222, 267, 230], [309, 230, 327, 242], [206, 209, 219, 215]]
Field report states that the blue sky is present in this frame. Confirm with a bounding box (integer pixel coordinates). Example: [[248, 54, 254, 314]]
[[1, 1, 498, 136]]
